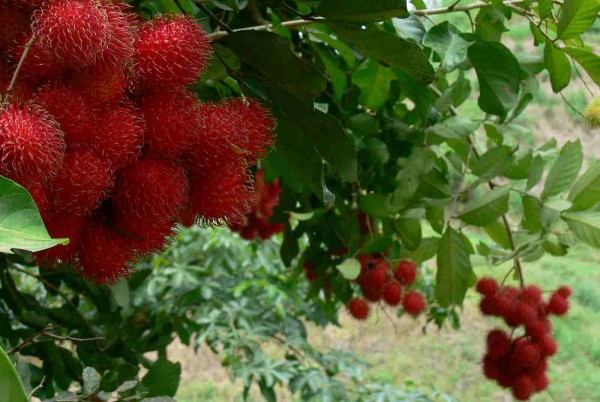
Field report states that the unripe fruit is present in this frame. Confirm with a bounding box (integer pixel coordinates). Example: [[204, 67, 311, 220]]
[[133, 15, 211, 88], [383, 282, 403, 306], [403, 291, 427, 316], [0, 104, 65, 186], [583, 97, 600, 128], [348, 297, 370, 320], [476, 277, 499, 297]]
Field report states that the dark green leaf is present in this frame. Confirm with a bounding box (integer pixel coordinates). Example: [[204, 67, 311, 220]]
[[471, 146, 514, 183], [400, 237, 440, 263], [526, 155, 545, 191], [361, 235, 394, 253], [542, 140, 583, 199], [563, 47, 600, 87], [423, 22, 473, 72], [544, 39, 571, 93], [142, 360, 181, 397], [475, 8, 508, 41], [557, 0, 600, 39], [468, 41, 521, 116], [351, 59, 396, 110], [392, 15, 426, 43], [317, 0, 409, 21], [395, 218, 422, 250], [435, 227, 474, 307], [0, 175, 68, 253], [568, 161, 600, 210], [459, 186, 511, 226], [358, 193, 392, 218], [538, 0, 553, 19], [427, 116, 480, 140]]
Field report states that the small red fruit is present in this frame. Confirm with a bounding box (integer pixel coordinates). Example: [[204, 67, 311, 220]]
[[511, 375, 534, 401], [80, 223, 133, 284], [512, 339, 541, 368], [518, 285, 543, 305], [393, 259, 418, 286], [547, 293, 569, 316], [556, 285, 572, 298], [348, 298, 370, 320], [476, 277, 500, 297], [383, 282, 403, 306], [402, 291, 427, 316], [486, 329, 511, 359]]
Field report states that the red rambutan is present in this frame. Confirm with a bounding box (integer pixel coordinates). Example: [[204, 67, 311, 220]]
[[547, 293, 569, 316], [486, 329, 511, 359], [526, 319, 552, 340], [482, 354, 501, 380], [114, 158, 188, 221], [534, 373, 549, 392], [33, 0, 110, 66], [393, 259, 418, 286], [383, 282, 403, 306], [0, 104, 65, 186], [511, 375, 534, 401], [539, 336, 558, 356], [0, 5, 30, 52], [476, 277, 499, 297], [51, 148, 114, 215], [556, 285, 572, 299], [36, 213, 88, 265], [10, 34, 68, 82], [79, 223, 133, 284], [512, 339, 541, 368], [508, 302, 538, 327], [133, 14, 211, 88], [113, 212, 177, 257], [304, 263, 318, 282], [348, 297, 370, 320], [228, 98, 276, 159], [68, 64, 129, 105], [518, 285, 543, 305], [94, 1, 135, 68], [403, 291, 427, 316]]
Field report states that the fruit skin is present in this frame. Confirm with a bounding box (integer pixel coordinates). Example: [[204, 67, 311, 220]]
[[348, 298, 370, 320], [476, 277, 500, 297], [486, 329, 511, 359], [79, 223, 133, 284], [33, 0, 111, 67], [36, 214, 89, 265], [518, 285, 542, 305], [512, 339, 541, 368], [0, 5, 30, 52], [383, 282, 403, 306], [133, 14, 211, 88], [228, 98, 276, 159], [547, 293, 569, 316], [556, 285, 572, 299], [0, 104, 66, 186], [402, 291, 427, 316], [114, 159, 188, 221], [113, 212, 176, 258], [51, 149, 115, 216], [359, 266, 388, 302], [511, 375, 534, 401], [393, 260, 418, 286]]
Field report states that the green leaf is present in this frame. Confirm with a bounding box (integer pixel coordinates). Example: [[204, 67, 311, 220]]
[[110, 280, 130, 309], [557, 0, 600, 39], [0, 176, 68, 253], [544, 39, 571, 93], [361, 235, 394, 253], [475, 8, 508, 42], [83, 367, 101, 394], [142, 359, 181, 397], [538, 0, 553, 19], [222, 31, 326, 101], [542, 140, 583, 199], [330, 24, 435, 84], [427, 116, 480, 140], [395, 218, 422, 250], [526, 155, 545, 191], [351, 59, 396, 110], [392, 15, 426, 43], [400, 237, 440, 263], [563, 47, 600, 87], [337, 258, 361, 280], [562, 211, 600, 248], [435, 227, 474, 307], [471, 146, 514, 183], [317, 0, 409, 21], [0, 345, 28, 402], [568, 161, 600, 210], [358, 193, 392, 218], [459, 186, 511, 226], [468, 41, 521, 116], [522, 195, 543, 233], [483, 221, 511, 249], [423, 22, 473, 72]]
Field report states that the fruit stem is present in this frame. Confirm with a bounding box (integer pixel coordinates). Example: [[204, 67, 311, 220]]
[[2, 34, 36, 107]]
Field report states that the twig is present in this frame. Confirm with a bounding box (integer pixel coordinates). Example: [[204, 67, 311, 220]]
[[2, 34, 35, 106], [29, 376, 46, 399], [196, 1, 233, 33], [571, 61, 596, 98], [559, 92, 588, 121], [7, 324, 103, 354]]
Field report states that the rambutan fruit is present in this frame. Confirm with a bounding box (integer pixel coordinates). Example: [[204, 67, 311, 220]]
[[114, 159, 188, 221], [113, 212, 176, 257], [91, 102, 144, 169], [79, 223, 133, 284], [348, 297, 370, 320], [10, 34, 68, 82], [32, 0, 111, 66], [383, 282, 402, 306], [518, 285, 543, 305], [499, 285, 520, 300], [133, 14, 211, 88], [23, 182, 51, 219], [258, 221, 284, 239], [526, 319, 552, 340], [539, 336, 558, 356], [140, 88, 200, 159], [479, 296, 496, 316], [482, 354, 501, 380], [187, 158, 251, 224], [534, 373, 549, 392], [556, 285, 572, 298], [509, 302, 538, 327], [35, 213, 88, 265], [403, 291, 427, 316], [494, 295, 514, 318], [0, 5, 30, 52], [511, 375, 534, 401], [358, 266, 388, 302], [51, 148, 114, 215], [68, 64, 129, 105], [476, 277, 499, 297], [0, 104, 65, 186], [35, 84, 98, 146], [95, 1, 135, 68], [304, 262, 318, 282], [393, 259, 418, 286], [512, 339, 541, 368], [547, 293, 569, 316], [0, 63, 35, 102], [228, 98, 276, 159], [486, 329, 511, 359]]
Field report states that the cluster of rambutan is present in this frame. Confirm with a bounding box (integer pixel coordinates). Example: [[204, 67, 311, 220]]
[[227, 170, 285, 240], [477, 277, 572, 400], [0, 1, 275, 283]]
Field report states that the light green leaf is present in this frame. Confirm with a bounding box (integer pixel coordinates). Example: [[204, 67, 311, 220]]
[[568, 161, 600, 210], [423, 22, 473, 72], [351, 59, 396, 110], [0, 346, 28, 402], [538, 0, 553, 19], [562, 211, 600, 248], [0, 176, 68, 254], [427, 116, 480, 140], [543, 199, 573, 212], [542, 140, 583, 199], [471, 146, 514, 183], [459, 186, 511, 226], [83, 367, 101, 394], [526, 155, 545, 191], [392, 15, 426, 43], [290, 211, 315, 221], [395, 218, 422, 250], [435, 227, 474, 307], [317, 0, 409, 21], [522, 195, 543, 233], [563, 47, 600, 87], [557, 0, 600, 39], [337, 258, 361, 280], [544, 39, 571, 93], [400, 237, 440, 263], [110, 280, 130, 309]]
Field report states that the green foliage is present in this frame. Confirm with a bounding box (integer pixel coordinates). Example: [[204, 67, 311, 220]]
[[0, 345, 28, 402]]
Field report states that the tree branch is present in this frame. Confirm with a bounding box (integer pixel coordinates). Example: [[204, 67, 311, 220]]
[[2, 34, 35, 106], [196, 1, 233, 33]]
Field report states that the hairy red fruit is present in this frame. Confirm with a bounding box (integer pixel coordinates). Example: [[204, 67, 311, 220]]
[[383, 282, 403, 306], [518, 285, 543, 305], [494, 295, 514, 318], [534, 373, 549, 392], [228, 98, 276, 158], [51, 149, 114, 215], [24, 182, 51, 219], [530, 357, 548, 377], [499, 285, 520, 300], [0, 64, 35, 102], [509, 302, 538, 327], [187, 159, 251, 224], [304, 263, 317, 282], [526, 319, 552, 340], [0, 5, 29, 52], [482, 355, 501, 380], [36, 214, 88, 264], [547, 293, 569, 316], [190, 102, 240, 168], [403, 291, 427, 316], [36, 85, 98, 146], [348, 298, 370, 320], [539, 336, 558, 356], [114, 159, 188, 221], [80, 223, 133, 284], [479, 296, 496, 316], [513, 339, 541, 368], [10, 34, 68, 82], [511, 375, 534, 401], [133, 14, 211, 88], [113, 212, 176, 257], [0, 104, 65, 186], [393, 259, 418, 286], [33, 0, 111, 66], [556, 285, 572, 299], [95, 1, 135, 68], [140, 89, 200, 159], [476, 277, 499, 297], [69, 64, 129, 105], [486, 329, 511, 359], [92, 102, 144, 169]]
